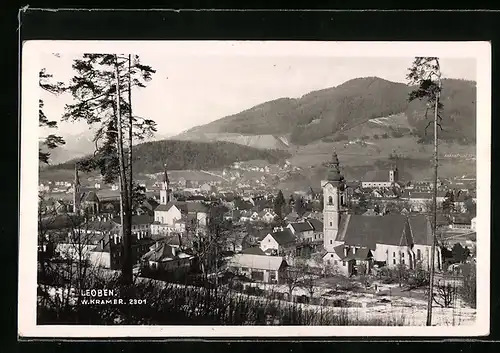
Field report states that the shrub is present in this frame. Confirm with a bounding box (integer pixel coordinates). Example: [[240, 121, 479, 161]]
[[373, 134, 379, 139], [381, 133, 389, 139]]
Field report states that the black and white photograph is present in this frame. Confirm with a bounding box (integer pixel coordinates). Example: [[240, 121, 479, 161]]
[[19, 41, 490, 337]]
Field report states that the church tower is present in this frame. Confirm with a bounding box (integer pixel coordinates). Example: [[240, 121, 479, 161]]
[[73, 164, 81, 214], [389, 165, 399, 184], [322, 150, 347, 253], [160, 164, 171, 205]]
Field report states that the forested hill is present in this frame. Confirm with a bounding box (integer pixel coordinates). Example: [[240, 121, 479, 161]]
[[49, 140, 291, 173], [176, 77, 476, 145]]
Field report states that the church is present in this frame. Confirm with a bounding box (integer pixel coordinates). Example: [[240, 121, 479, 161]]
[[321, 150, 441, 276], [150, 165, 209, 238]]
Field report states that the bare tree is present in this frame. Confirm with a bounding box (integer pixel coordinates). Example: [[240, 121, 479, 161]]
[[432, 280, 458, 308], [37, 195, 118, 322], [407, 57, 443, 326]]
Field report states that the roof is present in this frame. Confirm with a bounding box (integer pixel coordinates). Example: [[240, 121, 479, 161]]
[[241, 246, 266, 255], [342, 214, 409, 248], [82, 191, 100, 203], [269, 229, 296, 246], [362, 170, 390, 183], [307, 219, 323, 231], [143, 198, 159, 211], [186, 202, 209, 213], [112, 214, 153, 226], [285, 211, 300, 222], [289, 222, 314, 233], [142, 242, 192, 263], [155, 202, 182, 213], [228, 254, 287, 271], [407, 215, 433, 246], [345, 247, 373, 261], [326, 151, 344, 182]]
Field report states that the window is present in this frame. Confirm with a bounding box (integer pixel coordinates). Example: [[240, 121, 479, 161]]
[[401, 252, 405, 258], [330, 222, 332, 226], [417, 249, 422, 260], [402, 259, 405, 265], [393, 259, 396, 265], [334, 260, 338, 265], [330, 240, 333, 244], [342, 261, 346, 266], [331, 254, 334, 258], [328, 196, 333, 205], [393, 252, 396, 258], [268, 238, 271, 242]]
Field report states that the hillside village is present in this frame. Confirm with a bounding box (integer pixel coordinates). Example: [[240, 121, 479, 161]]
[[39, 147, 477, 323], [35, 53, 479, 326]]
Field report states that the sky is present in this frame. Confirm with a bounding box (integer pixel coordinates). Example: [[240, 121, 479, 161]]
[[39, 44, 477, 140]]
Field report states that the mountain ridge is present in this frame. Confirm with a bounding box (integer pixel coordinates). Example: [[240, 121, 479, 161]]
[[173, 76, 476, 148]]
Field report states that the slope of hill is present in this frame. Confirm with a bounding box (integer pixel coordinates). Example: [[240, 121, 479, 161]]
[[174, 77, 476, 147], [48, 140, 291, 174]]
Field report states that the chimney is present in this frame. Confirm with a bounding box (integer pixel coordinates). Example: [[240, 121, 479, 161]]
[[100, 238, 105, 249], [344, 247, 348, 257], [171, 246, 176, 257]]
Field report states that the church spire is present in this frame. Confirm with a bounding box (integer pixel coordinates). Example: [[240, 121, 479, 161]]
[[327, 149, 344, 182], [74, 163, 80, 186], [163, 163, 170, 184]]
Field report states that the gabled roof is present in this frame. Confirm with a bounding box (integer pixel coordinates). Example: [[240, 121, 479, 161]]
[[289, 222, 314, 233], [345, 247, 373, 261], [407, 214, 433, 246], [155, 202, 182, 212], [82, 191, 100, 203], [268, 229, 296, 246], [306, 219, 323, 231], [342, 214, 409, 248], [228, 254, 287, 271], [241, 246, 266, 255], [142, 242, 192, 263]]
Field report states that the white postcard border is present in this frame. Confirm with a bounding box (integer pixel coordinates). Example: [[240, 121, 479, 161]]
[[19, 41, 491, 337]]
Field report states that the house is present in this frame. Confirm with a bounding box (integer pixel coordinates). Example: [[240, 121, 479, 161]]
[[227, 253, 288, 284], [112, 215, 153, 238], [85, 229, 155, 270], [285, 211, 300, 223], [450, 214, 473, 230], [323, 245, 374, 276], [141, 241, 194, 274], [306, 218, 324, 242], [259, 210, 276, 223], [360, 167, 399, 188], [287, 221, 314, 241], [260, 229, 296, 256]]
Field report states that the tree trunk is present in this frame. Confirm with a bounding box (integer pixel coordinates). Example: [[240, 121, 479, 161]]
[[114, 55, 133, 285], [426, 81, 441, 326]]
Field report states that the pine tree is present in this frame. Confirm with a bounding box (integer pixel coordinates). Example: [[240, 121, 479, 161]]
[[273, 190, 286, 219], [39, 68, 65, 164], [407, 57, 443, 327], [63, 53, 156, 284]]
